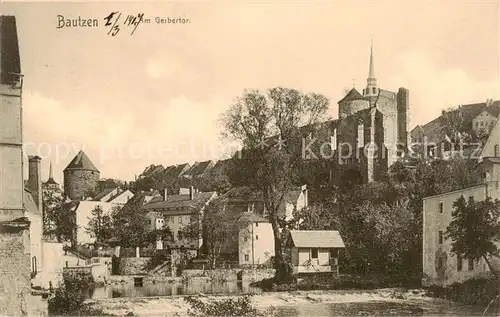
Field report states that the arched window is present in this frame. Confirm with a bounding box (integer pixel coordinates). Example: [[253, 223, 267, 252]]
[[495, 144, 499, 157]]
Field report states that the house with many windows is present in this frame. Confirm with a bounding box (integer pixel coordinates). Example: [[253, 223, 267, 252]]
[[142, 187, 216, 250], [422, 116, 500, 286]]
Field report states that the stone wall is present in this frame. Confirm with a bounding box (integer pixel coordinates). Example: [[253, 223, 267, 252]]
[[182, 268, 275, 283], [64, 169, 100, 200], [118, 257, 151, 275], [63, 263, 109, 285], [0, 229, 33, 316]]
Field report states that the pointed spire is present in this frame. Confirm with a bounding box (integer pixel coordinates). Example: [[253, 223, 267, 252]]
[[368, 39, 375, 80]]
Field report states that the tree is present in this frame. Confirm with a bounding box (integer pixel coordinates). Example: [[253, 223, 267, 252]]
[[180, 198, 240, 268], [86, 205, 113, 246], [42, 189, 76, 244], [220, 88, 329, 281], [445, 196, 500, 278], [111, 205, 154, 248]]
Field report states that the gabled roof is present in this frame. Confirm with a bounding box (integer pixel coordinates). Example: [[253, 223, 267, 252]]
[[287, 230, 345, 248], [64, 150, 99, 172], [24, 188, 41, 216], [338, 88, 364, 104], [142, 191, 216, 213], [221, 186, 305, 205], [185, 160, 214, 177], [92, 188, 117, 201], [172, 163, 191, 178], [237, 212, 269, 224]]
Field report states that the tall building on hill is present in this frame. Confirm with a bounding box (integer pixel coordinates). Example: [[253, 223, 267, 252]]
[[63, 150, 100, 200], [301, 43, 410, 183]]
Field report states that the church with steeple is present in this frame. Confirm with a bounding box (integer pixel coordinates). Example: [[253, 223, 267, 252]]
[[43, 162, 61, 192], [309, 42, 410, 183]]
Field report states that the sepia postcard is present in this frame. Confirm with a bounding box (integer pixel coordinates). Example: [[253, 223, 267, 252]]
[[0, 0, 499, 316]]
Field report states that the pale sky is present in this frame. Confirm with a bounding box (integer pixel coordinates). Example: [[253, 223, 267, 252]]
[[3, 0, 500, 183]]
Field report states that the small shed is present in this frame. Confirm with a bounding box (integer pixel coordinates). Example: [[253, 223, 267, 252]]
[[286, 230, 345, 275]]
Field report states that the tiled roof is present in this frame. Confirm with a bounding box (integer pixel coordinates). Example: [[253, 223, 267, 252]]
[[172, 163, 191, 178], [288, 230, 345, 248], [92, 188, 117, 201], [64, 150, 99, 172], [338, 88, 364, 103], [143, 192, 215, 212], [237, 212, 269, 224], [44, 177, 58, 185], [185, 160, 214, 177], [24, 189, 40, 215]]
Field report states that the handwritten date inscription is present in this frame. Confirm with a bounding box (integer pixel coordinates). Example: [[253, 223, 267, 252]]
[[104, 12, 144, 36]]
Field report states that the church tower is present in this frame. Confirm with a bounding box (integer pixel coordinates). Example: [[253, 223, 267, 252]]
[[363, 40, 378, 103], [43, 162, 60, 191]]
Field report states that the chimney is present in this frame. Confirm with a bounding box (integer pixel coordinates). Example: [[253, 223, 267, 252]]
[[301, 184, 308, 207], [27, 155, 43, 214], [189, 186, 194, 200], [163, 188, 168, 201]]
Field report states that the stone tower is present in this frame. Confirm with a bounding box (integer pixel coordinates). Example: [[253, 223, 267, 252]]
[[0, 15, 32, 315], [63, 150, 100, 200]]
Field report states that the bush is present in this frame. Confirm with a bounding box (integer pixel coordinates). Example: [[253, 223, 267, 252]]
[[145, 251, 170, 270], [48, 274, 105, 316], [427, 278, 500, 308], [184, 295, 275, 317]]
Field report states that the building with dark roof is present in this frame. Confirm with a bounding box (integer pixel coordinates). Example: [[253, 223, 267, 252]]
[[63, 150, 100, 201], [142, 187, 217, 250]]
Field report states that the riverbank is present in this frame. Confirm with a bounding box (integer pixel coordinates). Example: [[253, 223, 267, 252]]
[[88, 288, 491, 316]]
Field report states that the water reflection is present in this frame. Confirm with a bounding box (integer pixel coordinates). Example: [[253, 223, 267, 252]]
[[93, 278, 261, 299]]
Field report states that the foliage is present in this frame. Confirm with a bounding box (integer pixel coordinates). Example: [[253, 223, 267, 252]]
[[86, 205, 113, 246], [427, 277, 500, 309], [48, 275, 105, 316], [184, 295, 275, 317], [145, 251, 171, 270], [111, 205, 153, 248], [180, 198, 240, 268], [42, 189, 76, 243], [445, 196, 500, 276], [220, 87, 329, 281]]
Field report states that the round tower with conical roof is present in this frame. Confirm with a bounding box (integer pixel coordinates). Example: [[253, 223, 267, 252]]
[[63, 150, 100, 200]]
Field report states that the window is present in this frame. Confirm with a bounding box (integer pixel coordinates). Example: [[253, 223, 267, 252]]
[[468, 258, 474, 271], [468, 196, 474, 203], [244, 237, 248, 242], [457, 256, 462, 271], [255, 222, 259, 227], [438, 202, 444, 214], [244, 254, 249, 262], [177, 231, 183, 240], [438, 231, 443, 244], [372, 87, 376, 94], [178, 216, 182, 224], [311, 248, 318, 259], [437, 257, 443, 269], [495, 144, 499, 157], [256, 235, 259, 240]]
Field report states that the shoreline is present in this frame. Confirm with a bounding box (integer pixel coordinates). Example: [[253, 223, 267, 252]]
[[89, 288, 462, 316]]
